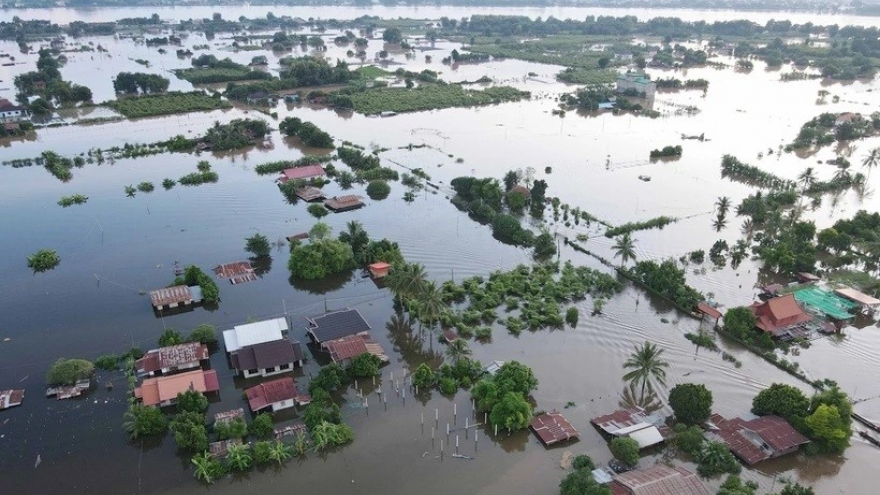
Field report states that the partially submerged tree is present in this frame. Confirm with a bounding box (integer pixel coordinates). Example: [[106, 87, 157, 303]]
[[46, 358, 94, 385]]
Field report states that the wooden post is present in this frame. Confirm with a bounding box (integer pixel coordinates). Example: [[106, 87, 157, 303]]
[[484, 412, 488, 424], [455, 435, 459, 455], [440, 438, 444, 459], [465, 417, 469, 438], [454, 402, 457, 423], [384, 394, 387, 411]]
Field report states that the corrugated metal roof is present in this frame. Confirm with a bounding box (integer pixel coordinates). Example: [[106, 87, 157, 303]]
[[326, 334, 369, 362], [135, 369, 219, 407], [0, 389, 25, 410], [136, 342, 209, 373], [223, 317, 288, 352], [280, 165, 325, 182], [612, 465, 708, 495], [709, 414, 809, 465], [231, 339, 296, 371], [324, 195, 365, 211], [149, 285, 194, 307], [530, 411, 579, 446]]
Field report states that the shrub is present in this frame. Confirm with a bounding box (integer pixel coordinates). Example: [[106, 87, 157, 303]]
[[412, 363, 436, 389], [669, 383, 713, 425], [366, 180, 391, 200], [158, 328, 184, 347], [245, 233, 271, 257], [697, 440, 741, 477], [137, 181, 155, 193], [215, 417, 248, 440], [187, 324, 217, 346], [491, 214, 534, 246], [565, 307, 579, 327], [288, 239, 355, 279], [610, 437, 640, 466], [751, 383, 809, 423], [27, 249, 60, 272], [94, 354, 120, 371], [176, 390, 209, 414], [348, 353, 382, 378], [249, 413, 275, 439], [307, 203, 329, 218], [46, 358, 94, 385], [572, 454, 595, 470], [170, 411, 208, 452], [123, 404, 168, 439], [672, 423, 705, 456]]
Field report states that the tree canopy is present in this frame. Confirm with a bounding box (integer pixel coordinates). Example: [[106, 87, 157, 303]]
[[46, 358, 94, 385], [669, 383, 713, 425]]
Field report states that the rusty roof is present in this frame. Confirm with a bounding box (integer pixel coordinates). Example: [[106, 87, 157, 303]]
[[697, 302, 722, 320], [214, 408, 245, 425], [0, 389, 25, 410], [245, 377, 296, 411], [149, 285, 193, 307], [709, 414, 809, 465], [136, 342, 209, 374], [611, 465, 708, 495], [324, 195, 364, 211], [326, 334, 369, 362], [295, 186, 325, 201], [530, 411, 579, 446], [279, 165, 325, 182], [214, 261, 254, 278]]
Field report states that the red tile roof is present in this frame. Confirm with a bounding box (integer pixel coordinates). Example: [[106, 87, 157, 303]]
[[611, 465, 708, 495], [530, 411, 579, 445], [709, 414, 809, 465], [750, 294, 812, 333], [697, 302, 722, 320], [279, 165, 325, 182], [245, 377, 296, 412]]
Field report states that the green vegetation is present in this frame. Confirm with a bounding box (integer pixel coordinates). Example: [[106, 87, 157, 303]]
[[649, 145, 683, 158], [288, 225, 355, 280], [158, 328, 184, 347], [176, 54, 273, 84], [170, 411, 208, 452], [245, 233, 271, 258], [249, 413, 275, 439], [626, 259, 703, 310], [137, 181, 155, 193], [254, 155, 332, 176], [605, 216, 676, 238], [187, 324, 218, 346], [697, 440, 741, 477], [366, 180, 391, 200], [669, 383, 713, 425], [191, 452, 225, 484], [609, 437, 640, 467], [788, 112, 878, 150], [14, 49, 92, 107], [46, 358, 94, 385], [556, 67, 616, 85], [109, 91, 230, 118], [348, 353, 382, 378], [203, 119, 269, 151], [720, 155, 794, 190], [672, 424, 705, 456], [559, 454, 611, 495], [307, 204, 329, 218], [279, 117, 334, 148], [57, 194, 88, 207], [215, 418, 248, 440], [342, 84, 530, 115], [94, 354, 120, 370], [27, 248, 60, 272], [122, 404, 168, 440], [176, 390, 209, 414], [622, 341, 668, 401], [179, 161, 219, 186], [112, 72, 169, 94], [654, 77, 709, 89], [172, 265, 221, 305], [472, 361, 537, 432]]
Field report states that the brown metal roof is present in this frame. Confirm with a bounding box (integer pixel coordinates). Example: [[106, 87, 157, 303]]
[[214, 408, 245, 425], [245, 377, 297, 411], [697, 302, 722, 320], [324, 195, 365, 211], [326, 334, 369, 362], [230, 339, 297, 371], [530, 411, 579, 445], [611, 465, 708, 495], [149, 285, 193, 307], [0, 389, 25, 410], [295, 186, 325, 201], [136, 342, 209, 374], [709, 414, 809, 465], [279, 165, 325, 182], [214, 261, 254, 278]]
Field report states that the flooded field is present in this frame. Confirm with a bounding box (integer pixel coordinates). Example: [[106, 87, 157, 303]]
[[1, 6, 880, 495]]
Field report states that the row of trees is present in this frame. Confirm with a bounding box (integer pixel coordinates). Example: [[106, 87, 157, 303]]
[[112, 72, 169, 94], [279, 116, 334, 148]]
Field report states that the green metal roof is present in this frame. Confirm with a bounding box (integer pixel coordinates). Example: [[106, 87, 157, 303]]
[[793, 286, 857, 320]]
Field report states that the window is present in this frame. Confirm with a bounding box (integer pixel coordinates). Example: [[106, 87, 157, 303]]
[[264, 367, 275, 373], [247, 369, 258, 375], [279, 363, 290, 370]]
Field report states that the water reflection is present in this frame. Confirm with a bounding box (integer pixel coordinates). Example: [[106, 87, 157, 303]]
[[385, 312, 443, 371], [288, 270, 354, 294]]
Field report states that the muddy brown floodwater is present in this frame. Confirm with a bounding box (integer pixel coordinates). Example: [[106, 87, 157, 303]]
[[1, 6, 879, 495]]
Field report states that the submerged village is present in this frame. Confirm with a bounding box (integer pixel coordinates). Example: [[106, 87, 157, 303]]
[[2, 5, 880, 495]]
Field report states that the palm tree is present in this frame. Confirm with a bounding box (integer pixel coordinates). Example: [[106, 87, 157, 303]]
[[415, 280, 445, 349], [268, 440, 292, 466], [339, 220, 369, 262], [445, 339, 472, 363], [386, 262, 427, 302], [622, 341, 669, 400], [619, 381, 663, 414], [715, 196, 731, 217], [740, 219, 755, 239], [712, 215, 727, 232], [797, 167, 816, 191], [612, 233, 637, 267], [862, 147, 880, 174]]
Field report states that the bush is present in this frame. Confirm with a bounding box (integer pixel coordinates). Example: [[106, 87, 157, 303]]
[[187, 324, 217, 346], [288, 239, 355, 280], [170, 411, 208, 452], [411, 363, 436, 389], [27, 249, 60, 272], [348, 353, 381, 378], [366, 180, 391, 200], [158, 328, 184, 347], [571, 454, 594, 470], [249, 413, 275, 439], [669, 383, 713, 425], [559, 468, 612, 495], [46, 358, 94, 385], [279, 117, 335, 148], [244, 233, 272, 257], [697, 440, 741, 477], [751, 383, 809, 423], [215, 417, 248, 440], [94, 354, 120, 371], [672, 423, 705, 456], [307, 203, 329, 218], [123, 404, 168, 439], [565, 307, 579, 327], [491, 214, 534, 247], [609, 437, 640, 466]]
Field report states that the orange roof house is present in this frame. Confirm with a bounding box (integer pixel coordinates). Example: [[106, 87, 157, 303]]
[[368, 262, 391, 279], [749, 294, 812, 335], [134, 369, 220, 407]]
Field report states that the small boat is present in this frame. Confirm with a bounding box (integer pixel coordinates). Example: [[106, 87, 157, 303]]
[[638, 175, 651, 182]]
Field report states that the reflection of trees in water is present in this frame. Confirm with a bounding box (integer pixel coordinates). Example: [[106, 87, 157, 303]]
[[288, 270, 353, 295], [618, 382, 663, 414], [385, 312, 443, 372], [758, 448, 844, 483], [250, 255, 272, 277], [481, 425, 529, 453]]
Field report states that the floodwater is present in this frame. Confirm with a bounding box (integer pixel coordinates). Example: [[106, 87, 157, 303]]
[[1, 7, 880, 495]]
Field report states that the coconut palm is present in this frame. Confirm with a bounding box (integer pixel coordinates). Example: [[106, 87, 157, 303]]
[[740, 219, 755, 239], [622, 341, 669, 400], [225, 443, 253, 472], [619, 381, 663, 414], [339, 220, 369, 262], [268, 440, 292, 466], [445, 339, 472, 363], [833, 160, 852, 182], [715, 196, 731, 217], [612, 233, 637, 267], [862, 147, 880, 174], [293, 432, 309, 456], [386, 262, 427, 302], [712, 215, 727, 232], [415, 280, 445, 349], [797, 167, 816, 191]]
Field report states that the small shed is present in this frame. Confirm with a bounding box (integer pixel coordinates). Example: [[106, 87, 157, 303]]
[[278, 165, 325, 183], [149, 285, 202, 311], [441, 328, 459, 343], [834, 287, 880, 313], [368, 262, 391, 279], [324, 195, 365, 212], [0, 389, 25, 410], [295, 186, 325, 202], [530, 411, 579, 446]]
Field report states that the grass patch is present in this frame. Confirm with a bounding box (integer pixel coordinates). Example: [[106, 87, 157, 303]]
[[347, 84, 529, 115], [557, 67, 617, 85], [175, 67, 272, 84], [108, 91, 231, 119], [354, 65, 391, 80]]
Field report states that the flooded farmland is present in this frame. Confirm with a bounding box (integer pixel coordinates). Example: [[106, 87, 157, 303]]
[[1, 5, 880, 495]]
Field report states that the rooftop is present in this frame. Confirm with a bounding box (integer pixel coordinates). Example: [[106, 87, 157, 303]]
[[750, 294, 813, 333], [610, 465, 708, 495], [230, 339, 302, 371], [793, 286, 857, 320], [295, 186, 325, 202], [834, 287, 880, 307], [134, 369, 220, 407], [708, 414, 809, 465], [530, 411, 579, 446], [223, 317, 288, 353], [308, 309, 371, 343], [136, 342, 209, 374], [149, 285, 196, 307], [591, 407, 669, 448], [324, 195, 365, 212], [325, 334, 387, 363], [214, 408, 245, 425], [279, 165, 325, 182], [213, 261, 256, 284], [697, 302, 722, 320], [0, 389, 25, 410], [245, 377, 297, 411]]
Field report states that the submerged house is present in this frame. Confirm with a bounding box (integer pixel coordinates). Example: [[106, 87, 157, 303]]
[[749, 294, 812, 337], [278, 165, 326, 183], [135, 342, 209, 377], [324, 334, 388, 367], [223, 317, 288, 353], [707, 414, 809, 465], [530, 411, 579, 446], [591, 407, 670, 449], [149, 285, 203, 311], [245, 377, 297, 413], [615, 73, 656, 98], [609, 465, 708, 495], [324, 195, 365, 212], [134, 369, 220, 407], [0, 389, 25, 410], [307, 309, 371, 345], [229, 339, 304, 378]]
